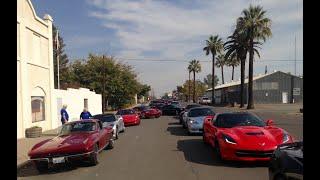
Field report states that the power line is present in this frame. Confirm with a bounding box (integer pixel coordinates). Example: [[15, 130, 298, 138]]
[[117, 58, 303, 63]]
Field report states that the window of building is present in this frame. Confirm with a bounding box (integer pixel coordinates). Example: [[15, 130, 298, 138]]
[[84, 99, 88, 109], [31, 96, 45, 122]]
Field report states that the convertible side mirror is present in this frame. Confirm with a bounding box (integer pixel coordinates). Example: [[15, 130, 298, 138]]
[[265, 119, 274, 126]]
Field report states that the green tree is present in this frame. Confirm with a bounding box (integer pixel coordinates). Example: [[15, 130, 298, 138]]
[[215, 54, 226, 84], [188, 59, 201, 103], [181, 80, 207, 101], [203, 35, 223, 105], [137, 84, 151, 99], [53, 25, 70, 89], [203, 74, 219, 89], [237, 5, 272, 109], [187, 64, 192, 102]]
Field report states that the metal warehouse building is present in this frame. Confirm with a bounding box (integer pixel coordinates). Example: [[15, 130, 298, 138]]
[[204, 71, 303, 104]]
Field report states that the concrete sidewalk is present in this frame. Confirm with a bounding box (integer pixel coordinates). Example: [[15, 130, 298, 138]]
[[221, 103, 303, 114]]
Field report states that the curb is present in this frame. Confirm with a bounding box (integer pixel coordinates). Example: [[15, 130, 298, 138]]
[[17, 160, 30, 169]]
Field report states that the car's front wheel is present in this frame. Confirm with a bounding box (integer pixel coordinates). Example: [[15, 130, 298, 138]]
[[203, 133, 208, 145], [215, 141, 223, 162], [89, 144, 99, 166]]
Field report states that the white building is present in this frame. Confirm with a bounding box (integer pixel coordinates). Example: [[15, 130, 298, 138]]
[[17, 0, 102, 139]]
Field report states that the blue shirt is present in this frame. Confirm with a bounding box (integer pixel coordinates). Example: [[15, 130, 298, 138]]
[[80, 111, 92, 120], [60, 109, 69, 121]]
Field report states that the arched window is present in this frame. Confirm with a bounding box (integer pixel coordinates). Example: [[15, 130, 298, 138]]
[[31, 96, 45, 122]]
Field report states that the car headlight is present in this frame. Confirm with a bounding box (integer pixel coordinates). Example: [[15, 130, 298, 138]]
[[189, 120, 198, 124], [222, 134, 237, 145], [283, 133, 290, 143]]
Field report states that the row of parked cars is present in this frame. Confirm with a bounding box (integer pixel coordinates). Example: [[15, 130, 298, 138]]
[[27, 106, 160, 173], [177, 103, 303, 180]]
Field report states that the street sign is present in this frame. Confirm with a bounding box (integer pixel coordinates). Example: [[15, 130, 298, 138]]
[[293, 88, 300, 96]]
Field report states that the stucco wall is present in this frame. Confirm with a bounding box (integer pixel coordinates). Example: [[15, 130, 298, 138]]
[[51, 88, 102, 129]]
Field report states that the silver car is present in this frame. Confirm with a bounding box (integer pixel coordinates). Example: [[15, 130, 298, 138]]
[[186, 107, 215, 135], [92, 113, 125, 139]]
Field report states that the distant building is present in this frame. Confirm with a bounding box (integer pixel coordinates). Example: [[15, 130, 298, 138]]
[[204, 71, 303, 104]]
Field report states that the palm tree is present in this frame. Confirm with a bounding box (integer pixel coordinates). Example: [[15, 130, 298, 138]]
[[188, 59, 201, 103], [215, 54, 226, 84], [187, 64, 192, 102], [226, 53, 240, 81], [237, 5, 272, 109], [203, 35, 223, 105]]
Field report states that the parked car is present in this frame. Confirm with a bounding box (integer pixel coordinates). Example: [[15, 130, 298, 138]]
[[150, 103, 165, 110], [269, 141, 303, 180], [185, 107, 215, 134], [134, 106, 161, 119], [198, 97, 211, 105], [92, 113, 125, 139], [179, 103, 202, 125], [28, 120, 114, 172], [203, 112, 294, 162], [161, 104, 184, 116], [116, 109, 140, 126], [171, 101, 180, 106]]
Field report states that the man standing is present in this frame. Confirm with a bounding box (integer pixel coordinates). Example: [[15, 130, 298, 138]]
[[80, 108, 92, 120], [60, 104, 69, 125]]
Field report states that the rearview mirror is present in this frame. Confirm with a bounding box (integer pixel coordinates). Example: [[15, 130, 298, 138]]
[[265, 119, 274, 126]]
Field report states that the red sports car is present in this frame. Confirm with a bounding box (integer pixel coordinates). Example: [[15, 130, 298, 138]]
[[116, 109, 140, 126], [203, 112, 294, 162], [28, 120, 114, 172], [134, 106, 161, 119]]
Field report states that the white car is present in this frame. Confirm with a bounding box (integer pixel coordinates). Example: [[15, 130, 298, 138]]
[[199, 97, 211, 105], [185, 107, 215, 135], [92, 113, 125, 139]]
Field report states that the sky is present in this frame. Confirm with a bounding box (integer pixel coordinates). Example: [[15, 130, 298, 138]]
[[32, 0, 303, 97]]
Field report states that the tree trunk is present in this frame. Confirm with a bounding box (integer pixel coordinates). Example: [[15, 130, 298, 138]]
[[240, 55, 246, 108], [188, 71, 191, 102], [247, 38, 255, 109], [221, 66, 224, 84], [211, 53, 215, 105], [231, 65, 234, 81], [193, 71, 196, 103]]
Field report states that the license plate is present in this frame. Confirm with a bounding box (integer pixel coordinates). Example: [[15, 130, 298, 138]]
[[52, 157, 65, 164]]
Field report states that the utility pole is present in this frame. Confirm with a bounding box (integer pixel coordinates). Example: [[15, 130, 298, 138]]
[[56, 29, 60, 89], [294, 36, 297, 76]]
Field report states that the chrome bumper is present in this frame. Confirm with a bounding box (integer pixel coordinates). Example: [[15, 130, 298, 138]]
[[29, 151, 94, 162]]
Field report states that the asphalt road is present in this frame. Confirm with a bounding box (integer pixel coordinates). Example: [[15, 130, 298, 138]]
[[17, 106, 303, 180]]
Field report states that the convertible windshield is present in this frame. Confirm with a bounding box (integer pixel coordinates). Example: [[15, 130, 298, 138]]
[[216, 113, 266, 128], [59, 121, 96, 135], [117, 109, 135, 115], [188, 108, 214, 117]]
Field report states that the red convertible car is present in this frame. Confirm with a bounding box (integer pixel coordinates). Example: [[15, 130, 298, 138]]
[[203, 112, 294, 162], [28, 120, 114, 172], [133, 106, 161, 119], [116, 109, 140, 126]]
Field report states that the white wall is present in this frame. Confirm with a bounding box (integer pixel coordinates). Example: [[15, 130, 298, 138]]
[[51, 88, 102, 129], [17, 0, 54, 139]]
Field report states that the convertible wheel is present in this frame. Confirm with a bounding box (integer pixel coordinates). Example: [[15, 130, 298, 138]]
[[89, 144, 99, 166], [34, 161, 48, 173], [107, 138, 115, 149]]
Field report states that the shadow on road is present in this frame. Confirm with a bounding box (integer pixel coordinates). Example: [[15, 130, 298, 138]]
[[17, 160, 94, 177], [176, 139, 269, 168], [166, 126, 188, 136], [168, 122, 180, 125]]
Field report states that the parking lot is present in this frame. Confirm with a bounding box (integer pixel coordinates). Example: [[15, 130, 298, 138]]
[[17, 106, 302, 180]]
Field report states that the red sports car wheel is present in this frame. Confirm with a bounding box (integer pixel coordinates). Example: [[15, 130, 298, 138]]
[[215, 141, 223, 162], [89, 144, 99, 166], [202, 133, 208, 145]]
